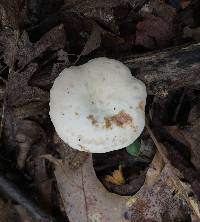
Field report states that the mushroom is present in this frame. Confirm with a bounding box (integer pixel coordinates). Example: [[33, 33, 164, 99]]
[[49, 57, 147, 153]]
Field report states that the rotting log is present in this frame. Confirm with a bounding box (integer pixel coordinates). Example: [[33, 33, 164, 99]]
[[122, 43, 200, 96]]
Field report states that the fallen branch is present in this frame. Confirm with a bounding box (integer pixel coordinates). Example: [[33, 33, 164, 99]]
[[0, 174, 54, 222], [122, 43, 200, 96]]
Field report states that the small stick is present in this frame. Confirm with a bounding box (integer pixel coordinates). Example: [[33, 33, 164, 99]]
[[0, 174, 55, 222]]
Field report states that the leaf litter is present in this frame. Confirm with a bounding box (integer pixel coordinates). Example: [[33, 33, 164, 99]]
[[0, 0, 200, 221], [43, 135, 129, 222]]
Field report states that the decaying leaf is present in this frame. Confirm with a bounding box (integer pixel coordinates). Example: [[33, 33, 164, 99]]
[[69, 0, 123, 33], [15, 205, 34, 222], [54, 155, 129, 222], [166, 105, 200, 172], [15, 120, 45, 169], [64, 0, 124, 8], [0, 1, 20, 66], [105, 166, 125, 185], [0, 198, 20, 222], [183, 26, 200, 41], [45, 136, 129, 222], [30, 49, 70, 89], [75, 22, 103, 63], [136, 0, 176, 49], [146, 125, 200, 221], [25, 130, 52, 212], [16, 24, 66, 68], [50, 50, 70, 81], [0, 29, 20, 67], [181, 0, 191, 9], [7, 63, 48, 107], [125, 152, 191, 221], [0, 0, 23, 29], [81, 23, 102, 56]]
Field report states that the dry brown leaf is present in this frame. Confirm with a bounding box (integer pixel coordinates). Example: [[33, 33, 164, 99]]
[[81, 24, 102, 56], [0, 0, 23, 29], [46, 139, 129, 222], [16, 24, 66, 68], [105, 166, 125, 185], [65, 0, 124, 10], [0, 198, 20, 222], [15, 120, 45, 169], [136, 0, 176, 49], [0, 29, 19, 67], [55, 155, 129, 222], [125, 153, 191, 222], [50, 50, 70, 81], [147, 124, 200, 221], [30, 49, 70, 89], [69, 0, 122, 34], [15, 205, 34, 222], [0, 0, 20, 67], [75, 23, 103, 64], [181, 0, 191, 9], [64, 0, 124, 8]]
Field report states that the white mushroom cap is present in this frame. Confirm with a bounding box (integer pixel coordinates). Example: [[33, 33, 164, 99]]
[[50, 57, 147, 153]]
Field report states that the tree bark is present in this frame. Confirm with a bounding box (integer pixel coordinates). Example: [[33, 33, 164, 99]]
[[122, 43, 200, 96]]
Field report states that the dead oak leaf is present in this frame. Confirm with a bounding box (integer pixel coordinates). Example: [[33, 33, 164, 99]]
[[7, 63, 49, 107], [55, 155, 129, 222], [46, 141, 129, 222], [16, 24, 66, 68]]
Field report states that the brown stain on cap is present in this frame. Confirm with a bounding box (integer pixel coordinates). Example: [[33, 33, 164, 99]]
[[137, 101, 145, 111], [87, 111, 134, 129], [87, 114, 98, 126], [104, 111, 133, 129]]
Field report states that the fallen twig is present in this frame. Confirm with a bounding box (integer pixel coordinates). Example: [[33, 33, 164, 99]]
[[0, 173, 55, 222]]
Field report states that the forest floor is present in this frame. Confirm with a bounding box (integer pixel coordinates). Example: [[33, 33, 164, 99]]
[[0, 0, 200, 221]]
